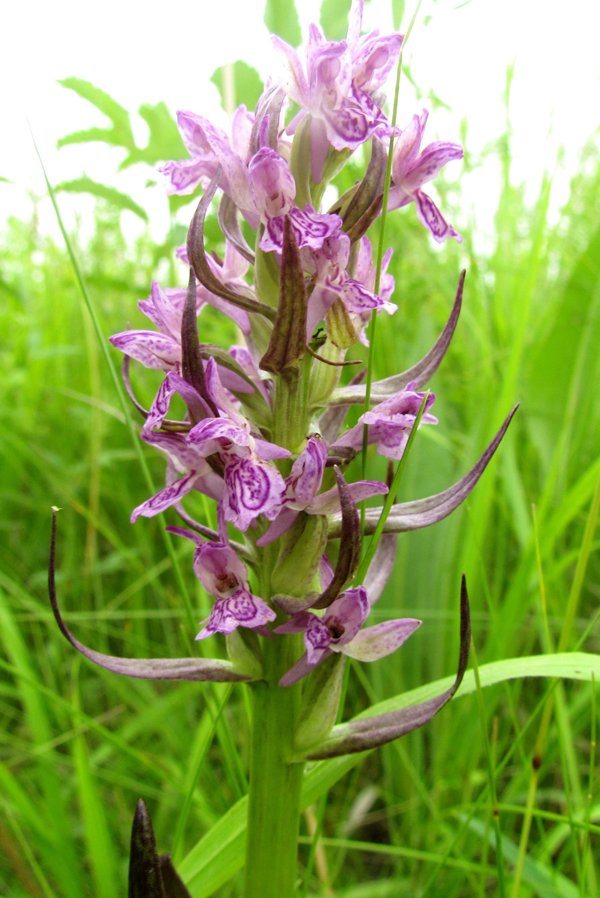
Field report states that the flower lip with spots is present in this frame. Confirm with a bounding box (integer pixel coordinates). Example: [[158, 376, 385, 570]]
[[276, 587, 421, 685]]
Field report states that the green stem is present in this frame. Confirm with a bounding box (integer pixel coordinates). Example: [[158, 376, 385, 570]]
[[243, 637, 305, 898]]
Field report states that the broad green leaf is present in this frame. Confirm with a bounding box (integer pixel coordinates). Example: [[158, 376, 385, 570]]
[[0, 175, 11, 183], [320, 0, 351, 40], [55, 178, 149, 221], [264, 0, 301, 45], [178, 652, 600, 896], [211, 62, 263, 114]]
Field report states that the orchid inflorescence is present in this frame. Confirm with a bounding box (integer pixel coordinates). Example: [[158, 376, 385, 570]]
[[50, 0, 515, 760]]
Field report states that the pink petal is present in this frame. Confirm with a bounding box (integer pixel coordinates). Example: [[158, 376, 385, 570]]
[[342, 618, 421, 661]]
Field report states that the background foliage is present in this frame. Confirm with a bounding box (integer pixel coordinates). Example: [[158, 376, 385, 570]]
[[1, 1, 599, 895]]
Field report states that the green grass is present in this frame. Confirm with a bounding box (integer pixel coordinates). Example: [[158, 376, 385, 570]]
[[1, 18, 600, 898]]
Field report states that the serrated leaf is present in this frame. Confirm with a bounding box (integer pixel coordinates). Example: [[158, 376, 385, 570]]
[[121, 102, 186, 169], [57, 126, 132, 150], [55, 178, 149, 221], [211, 61, 263, 113], [320, 0, 351, 40], [59, 77, 135, 149], [265, 0, 301, 45]]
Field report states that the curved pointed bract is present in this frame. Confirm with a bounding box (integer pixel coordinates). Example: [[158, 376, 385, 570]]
[[187, 172, 275, 322], [312, 467, 361, 609], [48, 510, 254, 683], [341, 138, 386, 242], [129, 799, 193, 898], [330, 270, 465, 406], [218, 195, 255, 264], [304, 576, 471, 759], [129, 799, 164, 898], [328, 406, 518, 537]]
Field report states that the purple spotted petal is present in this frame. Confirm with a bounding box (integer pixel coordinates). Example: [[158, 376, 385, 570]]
[[188, 417, 253, 457], [130, 470, 201, 522], [303, 614, 334, 661], [223, 457, 286, 531], [287, 436, 328, 506], [324, 87, 390, 150], [415, 190, 462, 244], [338, 278, 397, 316], [160, 157, 217, 196], [403, 142, 464, 193], [109, 331, 180, 371], [261, 206, 342, 254], [143, 377, 176, 433], [336, 388, 437, 459], [271, 34, 309, 108], [166, 371, 212, 422], [138, 281, 185, 339], [351, 32, 403, 92], [176, 110, 216, 155], [196, 590, 276, 639]]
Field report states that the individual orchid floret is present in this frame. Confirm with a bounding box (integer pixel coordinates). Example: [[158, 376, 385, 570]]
[[273, 0, 403, 179], [130, 366, 290, 531], [258, 435, 388, 545], [160, 108, 252, 199], [110, 258, 253, 377], [389, 109, 464, 243], [304, 230, 397, 338], [276, 586, 421, 686], [162, 108, 296, 230], [168, 527, 276, 639], [109, 281, 193, 372], [336, 385, 437, 460], [184, 418, 289, 532]]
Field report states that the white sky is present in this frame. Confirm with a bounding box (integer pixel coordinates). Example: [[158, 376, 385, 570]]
[[1, 0, 599, 248]]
